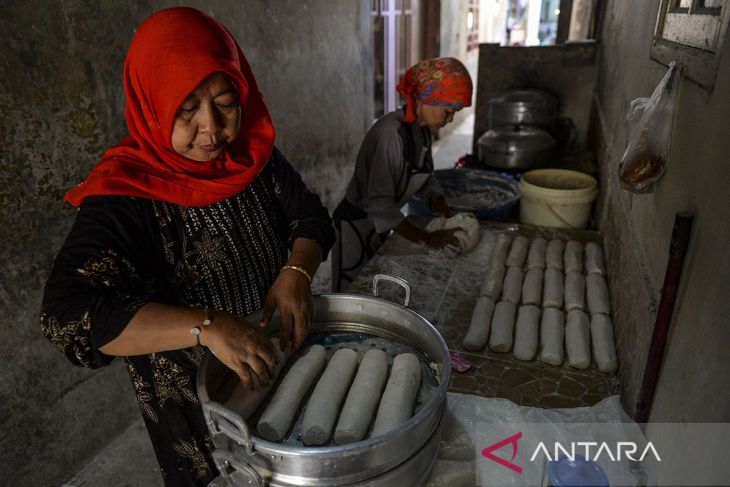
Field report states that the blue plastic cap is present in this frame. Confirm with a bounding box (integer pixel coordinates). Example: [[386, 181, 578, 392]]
[[547, 454, 610, 487]]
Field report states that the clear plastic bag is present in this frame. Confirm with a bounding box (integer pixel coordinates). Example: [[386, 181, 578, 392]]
[[619, 62, 680, 193]]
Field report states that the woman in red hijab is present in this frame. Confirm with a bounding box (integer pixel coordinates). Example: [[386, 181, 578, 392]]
[[41, 8, 333, 485], [332, 57, 473, 292]]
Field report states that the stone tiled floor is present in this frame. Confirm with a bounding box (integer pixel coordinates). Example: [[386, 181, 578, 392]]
[[348, 222, 619, 409]]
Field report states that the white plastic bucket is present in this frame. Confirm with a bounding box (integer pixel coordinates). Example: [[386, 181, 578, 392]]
[[518, 169, 598, 229]]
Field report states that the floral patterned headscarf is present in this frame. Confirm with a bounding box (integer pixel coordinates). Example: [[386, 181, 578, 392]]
[[396, 57, 473, 123]]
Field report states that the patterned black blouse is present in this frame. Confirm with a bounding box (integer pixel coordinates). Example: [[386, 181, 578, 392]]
[[40, 148, 335, 486]]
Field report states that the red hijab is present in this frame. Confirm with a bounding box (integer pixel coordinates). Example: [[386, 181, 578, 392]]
[[396, 57, 473, 124], [65, 7, 276, 207]]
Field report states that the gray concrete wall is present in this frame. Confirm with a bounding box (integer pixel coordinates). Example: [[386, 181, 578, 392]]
[[593, 0, 730, 421], [0, 1, 370, 484]]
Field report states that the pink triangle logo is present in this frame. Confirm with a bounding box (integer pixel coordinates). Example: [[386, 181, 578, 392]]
[[481, 432, 523, 474]]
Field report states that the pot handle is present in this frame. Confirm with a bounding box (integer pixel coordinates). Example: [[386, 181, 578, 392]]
[[203, 401, 254, 454], [372, 274, 411, 307], [212, 449, 264, 486]]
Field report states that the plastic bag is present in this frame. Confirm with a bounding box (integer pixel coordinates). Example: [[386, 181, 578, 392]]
[[619, 62, 680, 193]]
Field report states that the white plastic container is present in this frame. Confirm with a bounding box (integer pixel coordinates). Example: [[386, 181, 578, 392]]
[[519, 169, 598, 229]]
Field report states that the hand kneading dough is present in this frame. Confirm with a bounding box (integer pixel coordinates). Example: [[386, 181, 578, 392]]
[[586, 274, 611, 315], [565, 310, 591, 369], [334, 349, 389, 444], [371, 353, 421, 437], [489, 301, 516, 353], [585, 242, 606, 275], [564, 240, 583, 273], [426, 213, 480, 253], [564, 271, 586, 311], [521, 267, 543, 306], [542, 267, 564, 309], [526, 237, 547, 269], [480, 234, 511, 300], [225, 338, 288, 420], [506, 235, 529, 267], [546, 239, 565, 270], [257, 345, 326, 441], [302, 348, 359, 445], [501, 266, 524, 304], [513, 305, 540, 361], [540, 308, 564, 365], [463, 296, 496, 351], [446, 213, 480, 252], [591, 314, 618, 373]]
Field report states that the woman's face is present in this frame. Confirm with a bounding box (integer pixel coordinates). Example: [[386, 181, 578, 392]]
[[171, 72, 241, 161], [415, 101, 458, 130]]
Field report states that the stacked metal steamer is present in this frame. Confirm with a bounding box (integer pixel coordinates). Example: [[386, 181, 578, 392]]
[[462, 234, 618, 372], [196, 276, 451, 487], [477, 90, 558, 171]]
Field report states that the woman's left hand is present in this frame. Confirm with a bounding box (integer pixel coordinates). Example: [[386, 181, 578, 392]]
[[261, 268, 313, 352], [430, 195, 453, 218]]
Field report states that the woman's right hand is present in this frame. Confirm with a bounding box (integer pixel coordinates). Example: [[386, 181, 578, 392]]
[[422, 227, 461, 249], [201, 311, 277, 390]]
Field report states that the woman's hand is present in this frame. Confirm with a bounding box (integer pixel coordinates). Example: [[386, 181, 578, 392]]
[[430, 195, 454, 218], [423, 228, 461, 249], [261, 267, 314, 353], [201, 311, 277, 390]]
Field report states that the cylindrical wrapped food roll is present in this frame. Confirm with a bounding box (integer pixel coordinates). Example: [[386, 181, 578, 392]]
[[493, 233, 513, 261], [540, 308, 564, 365], [585, 242, 606, 275], [334, 349, 389, 444], [521, 267, 543, 306], [564, 240, 583, 274], [513, 305, 540, 361], [225, 338, 288, 420], [542, 267, 564, 309], [479, 234, 512, 300], [591, 314, 618, 373], [489, 301, 516, 353], [526, 237, 547, 269], [302, 348, 359, 445], [463, 296, 496, 351], [564, 271, 586, 311], [501, 267, 524, 304], [565, 309, 591, 369], [506, 235, 529, 267], [586, 274, 611, 315], [371, 353, 422, 437], [257, 345, 327, 441], [480, 263, 505, 301], [546, 239, 565, 270]]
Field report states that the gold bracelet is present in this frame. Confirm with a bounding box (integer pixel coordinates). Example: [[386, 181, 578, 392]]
[[281, 264, 312, 284]]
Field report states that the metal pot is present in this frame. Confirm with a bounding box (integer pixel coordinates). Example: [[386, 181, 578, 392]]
[[478, 125, 556, 170], [197, 275, 451, 486], [489, 89, 558, 130]]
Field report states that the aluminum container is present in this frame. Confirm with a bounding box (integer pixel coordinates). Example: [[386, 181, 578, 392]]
[[197, 275, 451, 486], [478, 125, 556, 170], [489, 89, 558, 130]]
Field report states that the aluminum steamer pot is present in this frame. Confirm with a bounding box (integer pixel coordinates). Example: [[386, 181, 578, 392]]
[[478, 124, 556, 170], [488, 89, 558, 130], [197, 275, 451, 486]]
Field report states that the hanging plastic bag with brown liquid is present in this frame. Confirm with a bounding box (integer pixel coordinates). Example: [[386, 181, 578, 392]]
[[618, 62, 680, 193]]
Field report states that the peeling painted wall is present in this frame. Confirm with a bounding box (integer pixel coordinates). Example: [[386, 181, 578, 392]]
[[593, 0, 730, 421], [0, 1, 370, 484]]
